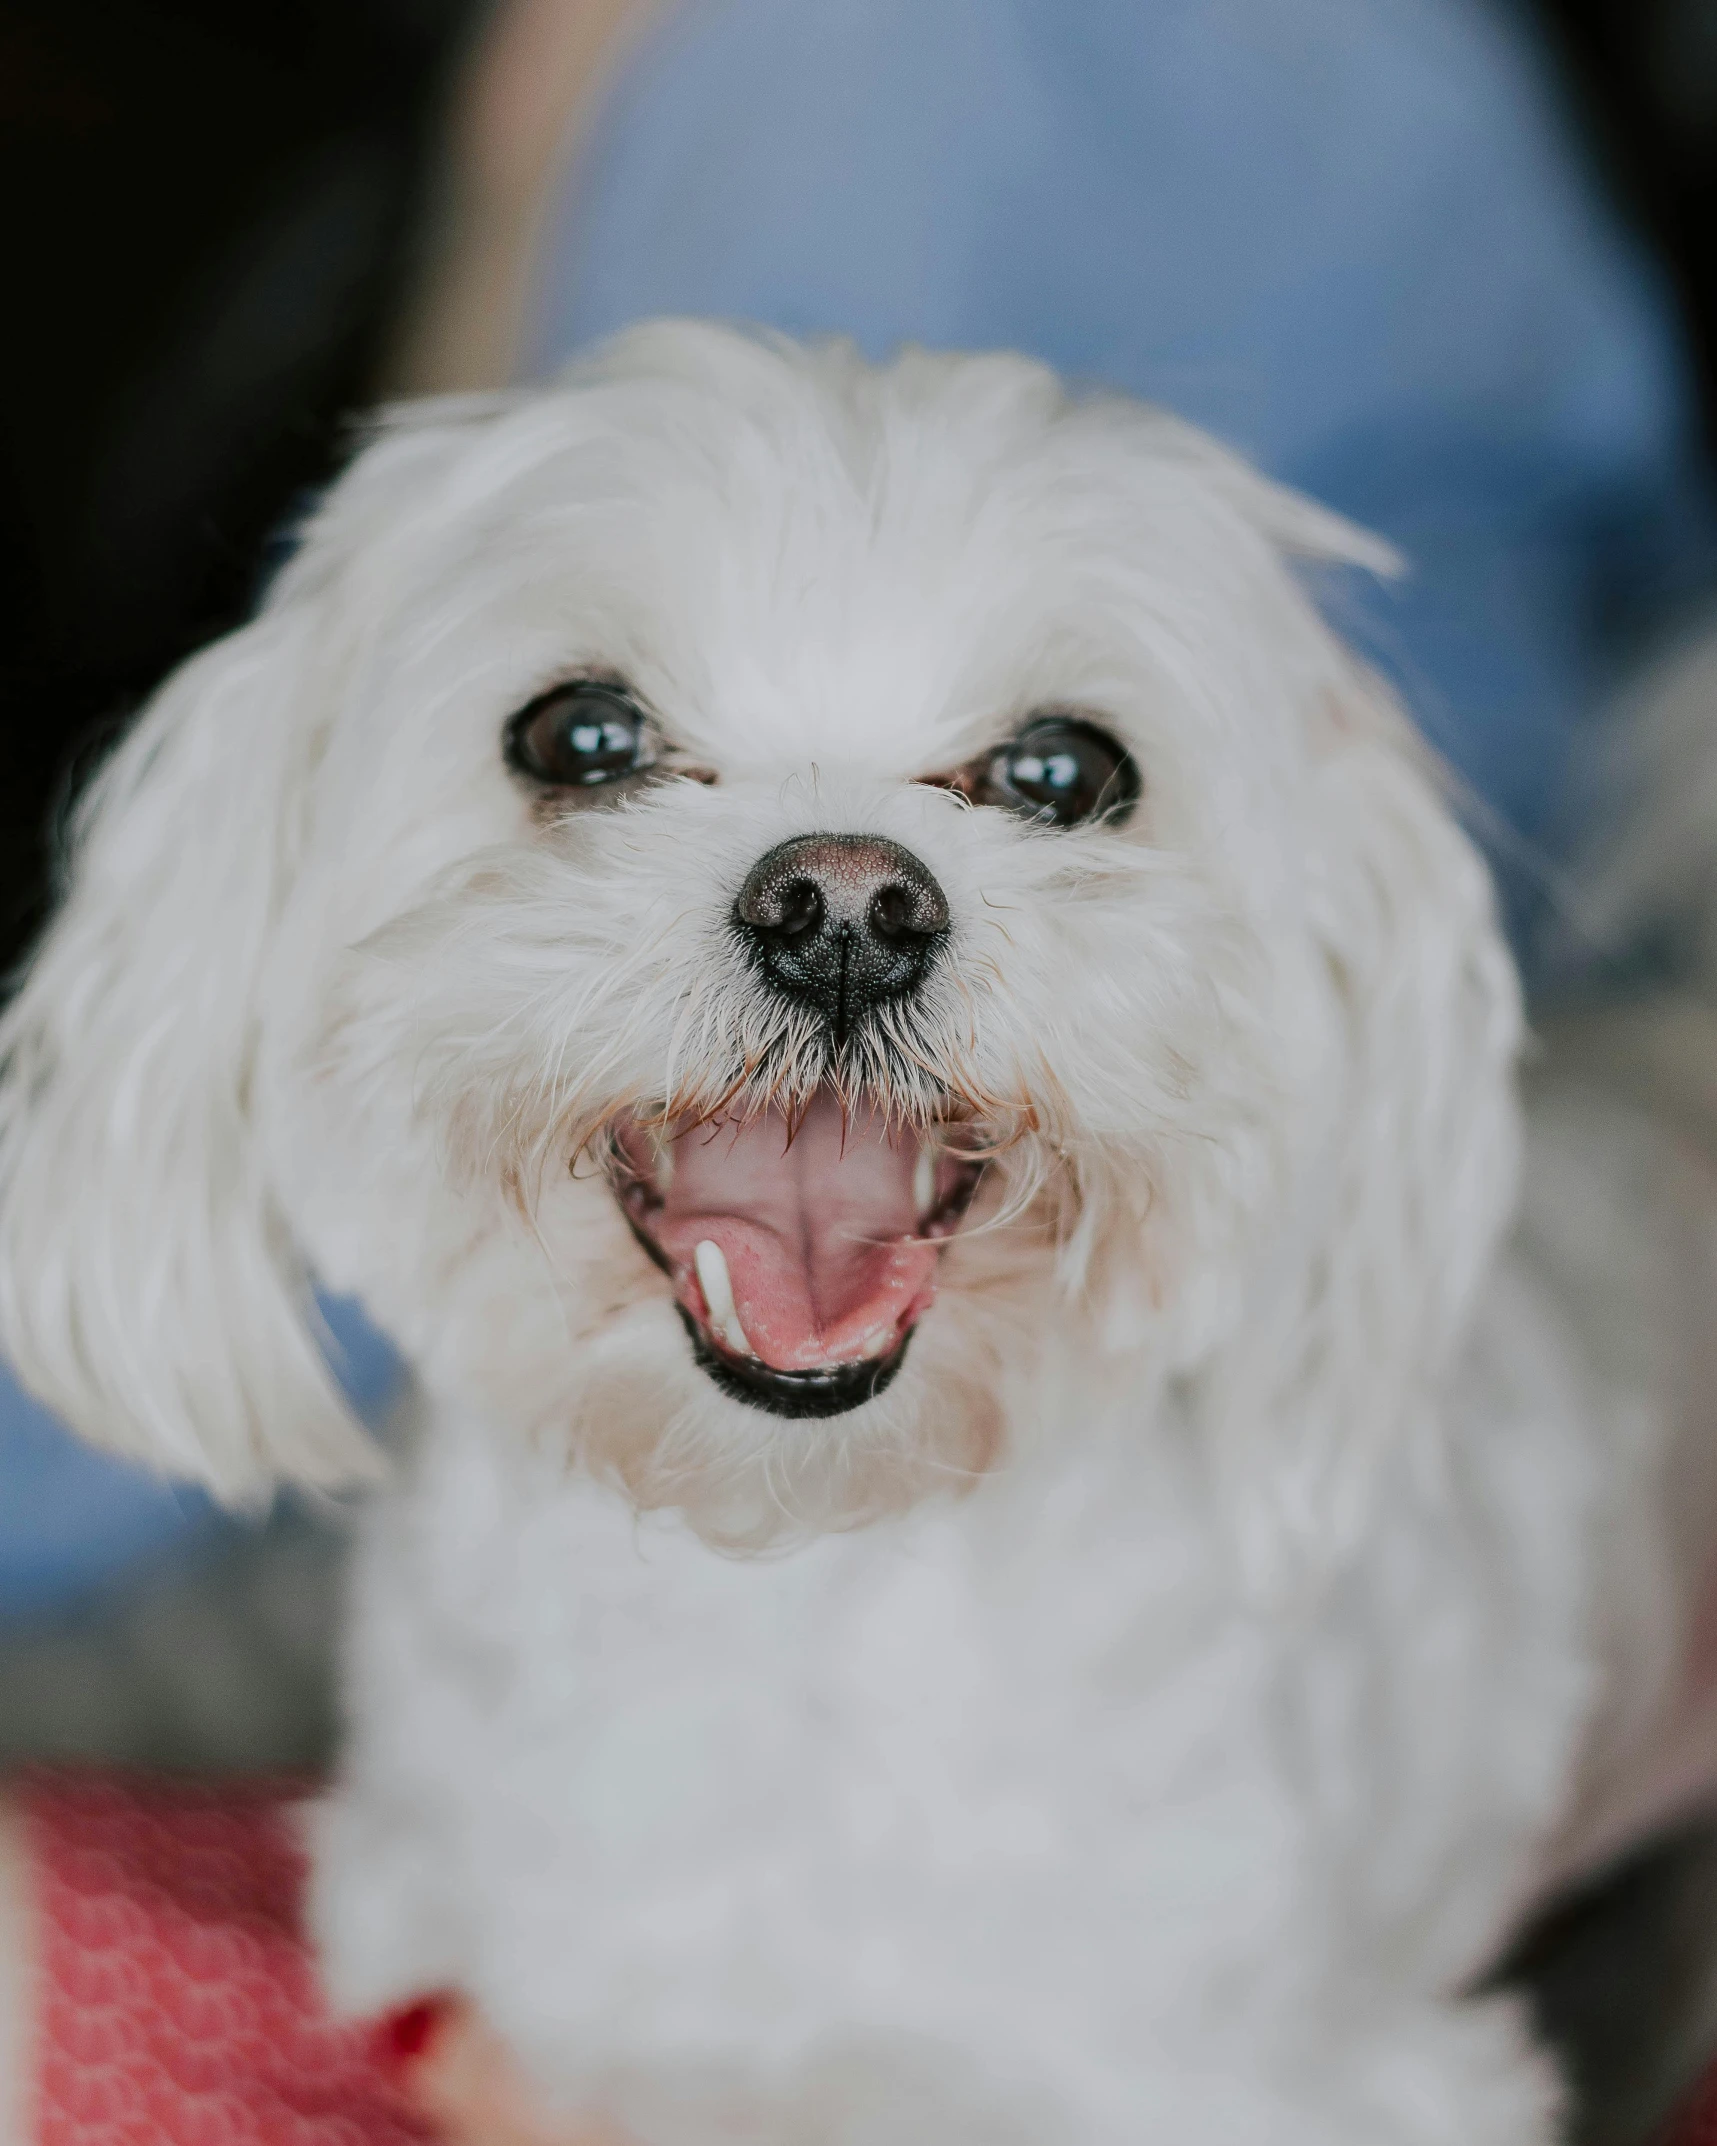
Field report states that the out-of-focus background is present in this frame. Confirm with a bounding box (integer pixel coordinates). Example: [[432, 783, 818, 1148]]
[[5, 7, 1717, 2107]]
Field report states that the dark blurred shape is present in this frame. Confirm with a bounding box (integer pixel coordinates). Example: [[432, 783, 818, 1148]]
[[1538, 0, 1717, 435], [1487, 1812, 1717, 2146], [0, 0, 480, 969], [0, 1506, 345, 1774]]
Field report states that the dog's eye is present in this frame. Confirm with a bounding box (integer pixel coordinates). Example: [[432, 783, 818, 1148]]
[[504, 682, 659, 790], [984, 717, 1140, 828]]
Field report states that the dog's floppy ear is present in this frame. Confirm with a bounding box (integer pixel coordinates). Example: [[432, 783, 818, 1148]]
[[0, 583, 377, 1499], [1201, 500, 1523, 1578]]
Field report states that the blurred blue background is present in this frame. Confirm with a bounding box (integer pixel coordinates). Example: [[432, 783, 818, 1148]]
[[0, 1296, 399, 1623]]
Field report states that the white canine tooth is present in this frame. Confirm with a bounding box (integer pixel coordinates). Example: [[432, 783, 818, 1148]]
[[913, 1144, 936, 1220], [694, 1239, 753, 1357]]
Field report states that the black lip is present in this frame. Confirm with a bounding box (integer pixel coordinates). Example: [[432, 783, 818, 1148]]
[[676, 1307, 911, 1419]]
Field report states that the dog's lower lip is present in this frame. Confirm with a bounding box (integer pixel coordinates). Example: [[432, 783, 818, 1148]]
[[675, 1308, 912, 1418]]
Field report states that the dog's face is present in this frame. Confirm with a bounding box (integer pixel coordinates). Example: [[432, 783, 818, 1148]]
[[0, 325, 1522, 1558]]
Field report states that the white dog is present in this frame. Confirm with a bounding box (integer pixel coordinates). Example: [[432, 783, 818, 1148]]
[[4, 321, 1716, 2144]]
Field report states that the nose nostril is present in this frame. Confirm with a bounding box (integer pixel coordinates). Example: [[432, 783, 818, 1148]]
[[868, 883, 916, 940], [776, 879, 822, 940]]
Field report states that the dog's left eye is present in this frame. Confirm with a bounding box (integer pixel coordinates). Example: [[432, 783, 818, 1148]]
[[982, 716, 1141, 828], [504, 682, 659, 790]]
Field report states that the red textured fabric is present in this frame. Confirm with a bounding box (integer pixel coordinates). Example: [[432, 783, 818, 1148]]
[[22, 1773, 436, 2146]]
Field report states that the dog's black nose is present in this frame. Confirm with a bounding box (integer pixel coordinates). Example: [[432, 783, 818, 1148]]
[[734, 833, 949, 1041]]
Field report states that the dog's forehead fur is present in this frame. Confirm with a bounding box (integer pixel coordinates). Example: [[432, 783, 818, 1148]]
[[308, 326, 1368, 858]]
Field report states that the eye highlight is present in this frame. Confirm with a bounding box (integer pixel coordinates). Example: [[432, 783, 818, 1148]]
[[505, 681, 659, 792], [965, 715, 1141, 829]]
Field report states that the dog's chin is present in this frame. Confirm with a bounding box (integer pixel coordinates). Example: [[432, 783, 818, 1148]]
[[609, 1085, 983, 1422], [567, 1292, 1009, 1552]]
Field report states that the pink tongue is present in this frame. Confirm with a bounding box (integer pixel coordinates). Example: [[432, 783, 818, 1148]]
[[646, 1093, 937, 1372]]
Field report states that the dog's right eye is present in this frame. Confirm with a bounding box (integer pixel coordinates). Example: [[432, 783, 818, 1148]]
[[504, 682, 659, 791]]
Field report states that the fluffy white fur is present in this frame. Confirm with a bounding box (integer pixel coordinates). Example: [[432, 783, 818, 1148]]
[[3, 321, 1716, 2143]]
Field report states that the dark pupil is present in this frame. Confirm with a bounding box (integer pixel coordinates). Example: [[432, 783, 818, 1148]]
[[524, 691, 646, 785], [1000, 721, 1132, 825]]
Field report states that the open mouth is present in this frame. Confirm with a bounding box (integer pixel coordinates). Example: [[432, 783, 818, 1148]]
[[610, 1089, 983, 1418]]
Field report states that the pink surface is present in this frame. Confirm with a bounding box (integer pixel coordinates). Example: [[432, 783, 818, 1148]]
[[25, 1773, 433, 2145]]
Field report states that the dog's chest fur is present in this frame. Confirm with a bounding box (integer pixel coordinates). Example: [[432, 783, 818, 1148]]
[[312, 1213, 1626, 2130]]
